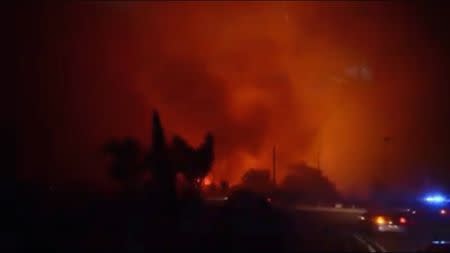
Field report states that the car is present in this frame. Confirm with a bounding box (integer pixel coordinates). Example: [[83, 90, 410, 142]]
[[417, 193, 450, 220], [417, 240, 450, 252], [359, 209, 410, 234], [406, 206, 449, 225]]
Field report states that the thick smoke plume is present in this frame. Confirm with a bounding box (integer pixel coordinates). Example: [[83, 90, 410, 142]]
[[16, 3, 449, 196]]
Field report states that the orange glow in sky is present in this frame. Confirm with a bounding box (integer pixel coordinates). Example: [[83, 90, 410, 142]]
[[20, 3, 448, 197]]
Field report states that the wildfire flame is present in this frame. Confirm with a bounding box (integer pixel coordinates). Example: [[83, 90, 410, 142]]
[[203, 176, 212, 186]]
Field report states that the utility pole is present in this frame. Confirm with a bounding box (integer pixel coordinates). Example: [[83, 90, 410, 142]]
[[272, 146, 276, 186], [317, 137, 322, 170], [317, 150, 321, 170]]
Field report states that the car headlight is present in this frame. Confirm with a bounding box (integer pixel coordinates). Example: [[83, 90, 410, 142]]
[[375, 216, 386, 225]]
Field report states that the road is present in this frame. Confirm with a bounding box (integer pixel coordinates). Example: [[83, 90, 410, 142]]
[[290, 208, 369, 252], [362, 220, 450, 252], [359, 233, 425, 252], [17, 192, 447, 252], [293, 206, 449, 252]]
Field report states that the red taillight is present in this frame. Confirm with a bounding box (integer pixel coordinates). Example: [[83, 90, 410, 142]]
[[441, 209, 447, 215], [399, 217, 407, 224]]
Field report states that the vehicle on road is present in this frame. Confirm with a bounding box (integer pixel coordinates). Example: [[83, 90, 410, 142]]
[[406, 194, 450, 230], [359, 209, 410, 234], [418, 240, 450, 252], [414, 193, 450, 220]]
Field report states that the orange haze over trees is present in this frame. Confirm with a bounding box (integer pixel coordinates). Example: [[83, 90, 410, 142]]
[[14, 3, 450, 197]]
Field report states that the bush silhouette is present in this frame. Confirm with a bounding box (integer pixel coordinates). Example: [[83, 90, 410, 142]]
[[241, 169, 273, 194], [280, 162, 339, 203], [104, 110, 215, 207], [103, 137, 143, 192]]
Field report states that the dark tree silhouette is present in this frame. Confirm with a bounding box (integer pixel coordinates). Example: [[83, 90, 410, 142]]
[[103, 137, 142, 192], [170, 133, 214, 186], [192, 133, 214, 184], [145, 111, 178, 210], [280, 163, 339, 203], [146, 111, 169, 179], [103, 110, 215, 211], [170, 135, 195, 178], [241, 169, 273, 193]]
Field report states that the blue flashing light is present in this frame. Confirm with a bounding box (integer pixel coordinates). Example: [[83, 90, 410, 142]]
[[423, 194, 449, 205], [432, 240, 450, 245], [426, 195, 445, 203]]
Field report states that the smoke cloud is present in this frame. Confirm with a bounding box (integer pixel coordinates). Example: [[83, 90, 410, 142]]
[[16, 3, 449, 196]]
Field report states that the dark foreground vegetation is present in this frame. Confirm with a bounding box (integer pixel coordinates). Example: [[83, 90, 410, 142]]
[[9, 112, 343, 252]]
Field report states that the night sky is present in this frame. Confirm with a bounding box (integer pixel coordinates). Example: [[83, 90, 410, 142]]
[[10, 2, 450, 196]]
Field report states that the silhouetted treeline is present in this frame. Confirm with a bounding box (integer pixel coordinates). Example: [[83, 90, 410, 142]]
[[104, 110, 214, 209], [236, 163, 340, 204], [240, 168, 274, 194], [279, 163, 340, 204]]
